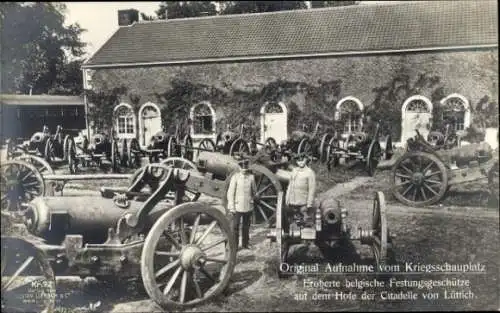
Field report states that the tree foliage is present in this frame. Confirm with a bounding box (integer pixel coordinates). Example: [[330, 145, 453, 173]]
[[1, 2, 86, 95], [155, 1, 217, 19], [220, 1, 307, 15]]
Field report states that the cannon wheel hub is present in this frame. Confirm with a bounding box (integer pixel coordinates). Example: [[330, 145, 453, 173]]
[[180, 245, 206, 269]]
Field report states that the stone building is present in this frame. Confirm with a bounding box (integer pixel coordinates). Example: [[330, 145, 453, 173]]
[[82, 1, 498, 148]]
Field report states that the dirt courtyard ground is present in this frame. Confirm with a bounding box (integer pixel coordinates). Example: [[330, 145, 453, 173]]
[[2, 154, 499, 312]]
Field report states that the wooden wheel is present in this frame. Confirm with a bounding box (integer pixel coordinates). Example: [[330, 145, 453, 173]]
[[167, 136, 178, 158], [43, 138, 56, 163], [488, 161, 499, 203], [161, 157, 201, 202], [370, 192, 390, 267], [127, 138, 142, 168], [297, 138, 312, 156], [66, 138, 77, 174], [229, 138, 250, 157], [141, 202, 237, 309], [319, 134, 332, 163], [182, 135, 194, 161], [1, 236, 56, 313], [326, 137, 339, 172], [1, 160, 45, 213], [198, 138, 216, 152], [13, 155, 54, 177], [62, 135, 71, 161], [222, 164, 283, 226], [391, 151, 449, 207], [110, 139, 120, 172], [366, 140, 382, 177], [119, 138, 128, 166], [385, 135, 394, 160]]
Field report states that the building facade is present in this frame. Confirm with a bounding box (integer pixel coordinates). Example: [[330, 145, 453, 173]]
[[82, 1, 498, 148]]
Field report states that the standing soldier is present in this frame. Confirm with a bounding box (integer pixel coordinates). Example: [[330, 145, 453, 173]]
[[285, 154, 317, 226], [226, 159, 257, 250]]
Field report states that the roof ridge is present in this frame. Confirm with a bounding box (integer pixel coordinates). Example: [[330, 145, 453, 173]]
[[134, 1, 433, 25]]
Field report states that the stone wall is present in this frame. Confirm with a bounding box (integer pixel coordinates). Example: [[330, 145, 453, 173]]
[[88, 49, 498, 140]]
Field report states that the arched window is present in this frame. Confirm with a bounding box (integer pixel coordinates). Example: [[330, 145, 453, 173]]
[[440, 94, 470, 132], [336, 97, 364, 133], [190, 101, 216, 136], [113, 103, 136, 138]]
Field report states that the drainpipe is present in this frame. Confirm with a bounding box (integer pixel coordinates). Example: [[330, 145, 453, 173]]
[[82, 69, 91, 139]]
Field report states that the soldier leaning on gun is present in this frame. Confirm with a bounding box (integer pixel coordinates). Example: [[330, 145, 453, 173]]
[[226, 159, 257, 250], [285, 154, 316, 228]]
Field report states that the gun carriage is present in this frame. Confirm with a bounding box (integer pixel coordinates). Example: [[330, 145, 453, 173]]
[[1, 164, 238, 312], [66, 133, 124, 173], [284, 122, 334, 163], [391, 130, 499, 207], [6, 126, 74, 166], [212, 124, 278, 158], [267, 191, 394, 277], [325, 122, 393, 177]]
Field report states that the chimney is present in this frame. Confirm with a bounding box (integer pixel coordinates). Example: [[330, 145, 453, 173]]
[[118, 9, 139, 26]]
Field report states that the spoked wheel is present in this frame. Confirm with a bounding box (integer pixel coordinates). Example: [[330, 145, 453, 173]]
[[366, 140, 382, 177], [141, 202, 237, 309], [13, 155, 55, 196], [370, 192, 392, 268], [110, 140, 120, 173], [161, 157, 201, 202], [391, 151, 448, 207], [276, 194, 289, 278], [1, 236, 56, 313], [1, 160, 45, 213], [198, 138, 216, 152], [167, 136, 179, 158], [488, 161, 499, 204], [319, 134, 332, 163], [326, 137, 340, 172], [66, 138, 77, 174], [119, 139, 128, 167], [43, 138, 56, 163], [62, 135, 72, 161], [385, 135, 394, 160], [229, 138, 250, 157], [127, 138, 142, 168], [297, 138, 312, 156], [182, 135, 194, 161], [224, 164, 283, 226]]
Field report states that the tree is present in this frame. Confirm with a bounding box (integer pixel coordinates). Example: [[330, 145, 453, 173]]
[[220, 1, 307, 15], [0, 2, 86, 95], [310, 1, 359, 9], [140, 12, 156, 21], [155, 1, 217, 19]]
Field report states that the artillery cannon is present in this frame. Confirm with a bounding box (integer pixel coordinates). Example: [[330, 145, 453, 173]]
[[7, 125, 74, 165], [326, 122, 393, 176], [284, 122, 334, 163], [1, 164, 238, 312], [391, 130, 499, 207], [66, 132, 123, 173], [267, 191, 394, 277], [212, 124, 278, 158]]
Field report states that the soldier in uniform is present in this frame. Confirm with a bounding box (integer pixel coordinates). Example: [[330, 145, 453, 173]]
[[285, 153, 317, 226], [226, 159, 257, 250]]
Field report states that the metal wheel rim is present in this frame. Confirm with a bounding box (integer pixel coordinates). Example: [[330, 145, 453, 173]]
[[391, 151, 449, 207], [1, 160, 45, 213], [141, 202, 237, 308], [319, 134, 332, 163], [370, 192, 388, 267], [366, 140, 382, 177], [44, 139, 55, 163], [1, 236, 56, 313], [229, 138, 249, 157], [182, 135, 194, 161]]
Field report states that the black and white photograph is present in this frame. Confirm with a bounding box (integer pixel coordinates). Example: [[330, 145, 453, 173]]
[[0, 1, 498, 312]]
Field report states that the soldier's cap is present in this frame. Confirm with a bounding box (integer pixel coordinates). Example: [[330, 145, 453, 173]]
[[294, 153, 308, 160]]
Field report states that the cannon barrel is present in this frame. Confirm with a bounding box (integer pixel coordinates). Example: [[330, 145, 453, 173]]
[[321, 207, 341, 225], [196, 151, 241, 179], [23, 197, 174, 244]]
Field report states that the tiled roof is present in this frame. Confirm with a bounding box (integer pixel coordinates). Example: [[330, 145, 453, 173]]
[[84, 0, 498, 67], [0, 94, 84, 106]]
